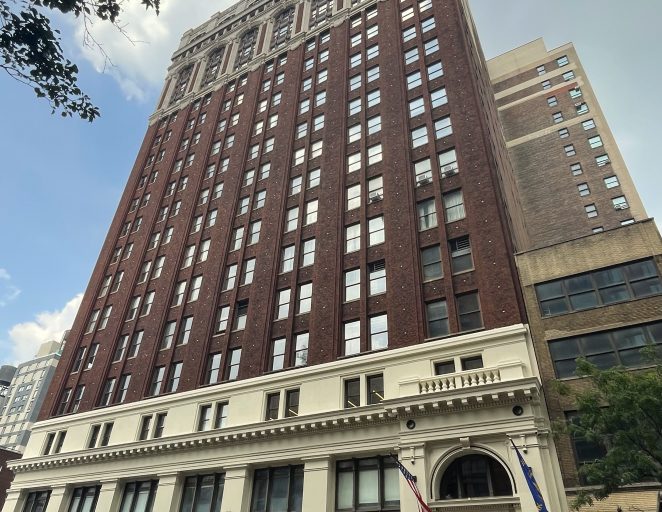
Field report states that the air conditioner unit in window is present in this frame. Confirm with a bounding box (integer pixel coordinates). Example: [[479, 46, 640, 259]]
[[441, 166, 458, 178], [417, 177, 432, 186], [369, 192, 383, 203], [614, 204, 629, 210]]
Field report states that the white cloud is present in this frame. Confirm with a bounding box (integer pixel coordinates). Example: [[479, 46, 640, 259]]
[[5, 294, 83, 364], [67, 0, 235, 100], [0, 268, 21, 307]]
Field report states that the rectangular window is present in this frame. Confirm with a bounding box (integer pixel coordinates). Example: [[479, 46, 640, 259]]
[[297, 283, 313, 314], [276, 289, 291, 320], [457, 292, 483, 331], [443, 190, 465, 222], [426, 300, 449, 337], [250, 466, 303, 512], [345, 269, 360, 302], [117, 374, 130, 403], [205, 353, 222, 385], [336, 457, 400, 509], [551, 322, 662, 378], [22, 491, 51, 512], [294, 333, 309, 367], [564, 144, 576, 157], [344, 378, 360, 408], [582, 119, 596, 130], [588, 135, 603, 148], [418, 198, 437, 230], [369, 314, 388, 350], [285, 389, 299, 417], [450, 236, 473, 273], [118, 481, 158, 512], [226, 348, 241, 380], [179, 474, 225, 512], [585, 203, 598, 218], [369, 260, 386, 295], [265, 392, 280, 420], [344, 320, 361, 356], [271, 338, 286, 371], [166, 362, 182, 393], [149, 367, 165, 396], [604, 175, 619, 189], [68, 487, 100, 512], [242, 258, 256, 285], [346, 224, 361, 253], [281, 245, 295, 273], [535, 259, 662, 317], [421, 245, 442, 281], [234, 301, 248, 331], [367, 374, 384, 405], [578, 183, 590, 197], [368, 216, 385, 246]]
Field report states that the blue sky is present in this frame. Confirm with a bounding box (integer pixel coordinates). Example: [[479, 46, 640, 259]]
[[0, 1, 660, 366]]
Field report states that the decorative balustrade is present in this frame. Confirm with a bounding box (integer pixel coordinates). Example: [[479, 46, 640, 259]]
[[418, 367, 502, 394]]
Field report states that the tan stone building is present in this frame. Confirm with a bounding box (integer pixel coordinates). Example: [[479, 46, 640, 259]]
[[490, 40, 662, 512]]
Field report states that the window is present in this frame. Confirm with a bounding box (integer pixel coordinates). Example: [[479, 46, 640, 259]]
[[265, 392, 280, 420], [301, 238, 316, 267], [67, 486, 101, 512], [308, 168, 321, 189], [557, 55, 569, 67], [406, 70, 421, 89], [249, 220, 262, 244], [588, 135, 603, 149], [576, 102, 589, 115], [536, 64, 546, 75], [568, 163, 583, 176], [547, 96, 558, 107], [585, 203, 598, 218], [596, 154, 610, 167], [404, 47, 419, 66], [411, 126, 428, 148], [161, 321, 176, 350], [149, 366, 165, 396], [368, 143, 382, 165], [368, 216, 385, 246], [457, 292, 482, 331], [604, 175, 619, 189], [294, 333, 309, 366], [276, 289, 291, 320], [180, 474, 226, 512], [443, 190, 465, 222], [344, 320, 361, 356], [344, 377, 360, 408], [430, 87, 448, 108], [369, 314, 388, 350], [297, 283, 313, 314], [281, 245, 295, 273], [226, 348, 241, 380], [346, 223, 361, 253], [234, 301, 248, 331], [421, 245, 442, 281], [428, 61, 443, 80], [577, 183, 590, 197], [347, 184, 361, 211], [440, 454, 512, 499], [426, 300, 449, 337], [541, 80, 551, 90], [558, 128, 569, 138], [409, 97, 424, 117], [367, 115, 381, 135], [22, 491, 51, 512], [285, 207, 299, 232], [450, 236, 473, 273], [242, 258, 256, 286], [336, 456, 399, 509], [367, 66, 379, 82], [367, 374, 384, 405], [369, 260, 386, 295], [564, 144, 576, 157], [72, 347, 85, 373], [563, 70, 576, 81], [347, 152, 361, 173], [402, 26, 416, 43], [582, 119, 596, 130], [570, 87, 582, 99], [250, 466, 304, 512], [231, 226, 244, 251], [367, 89, 380, 108], [271, 338, 286, 371], [118, 480, 158, 512], [424, 38, 440, 57], [162, 362, 181, 394], [551, 322, 662, 378], [418, 198, 437, 230], [612, 196, 629, 209], [172, 281, 186, 307], [536, 259, 661, 317], [205, 353, 223, 385], [345, 269, 360, 302], [553, 111, 564, 123]]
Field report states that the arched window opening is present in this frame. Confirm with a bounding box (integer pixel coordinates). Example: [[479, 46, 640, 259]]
[[170, 65, 193, 105], [235, 29, 258, 69], [202, 47, 225, 85], [439, 454, 512, 500], [271, 7, 295, 49]]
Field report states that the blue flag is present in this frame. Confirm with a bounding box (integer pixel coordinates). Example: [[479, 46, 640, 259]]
[[510, 439, 550, 512]]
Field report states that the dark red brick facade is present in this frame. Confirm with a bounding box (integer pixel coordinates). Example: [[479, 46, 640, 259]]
[[39, 0, 527, 420]]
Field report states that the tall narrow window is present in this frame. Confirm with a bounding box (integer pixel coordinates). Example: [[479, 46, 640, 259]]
[[426, 300, 449, 337], [443, 190, 465, 222], [310, 0, 333, 26], [294, 333, 309, 367], [457, 292, 483, 331], [369, 314, 388, 350], [170, 65, 193, 105], [344, 320, 361, 355], [202, 47, 225, 85], [235, 29, 258, 69], [418, 199, 437, 230], [449, 236, 473, 274], [272, 7, 295, 47]]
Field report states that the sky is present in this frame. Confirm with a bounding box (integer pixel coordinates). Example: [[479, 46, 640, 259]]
[[0, 1, 660, 366]]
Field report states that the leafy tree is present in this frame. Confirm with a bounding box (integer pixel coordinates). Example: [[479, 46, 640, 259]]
[[556, 355, 662, 509], [0, 0, 160, 120]]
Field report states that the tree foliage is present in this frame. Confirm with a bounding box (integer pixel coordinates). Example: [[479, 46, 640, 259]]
[[0, 0, 160, 120], [557, 355, 662, 509]]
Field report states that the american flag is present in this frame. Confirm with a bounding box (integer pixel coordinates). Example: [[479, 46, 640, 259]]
[[392, 455, 433, 512]]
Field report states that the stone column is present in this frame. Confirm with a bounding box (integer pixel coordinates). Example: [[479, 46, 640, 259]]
[[43, 485, 68, 512], [301, 456, 332, 512], [151, 473, 180, 512], [3, 489, 23, 512], [222, 464, 250, 512], [94, 479, 122, 511]]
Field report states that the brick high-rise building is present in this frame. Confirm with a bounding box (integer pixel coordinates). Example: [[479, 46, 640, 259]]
[[18, 3, 656, 512]]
